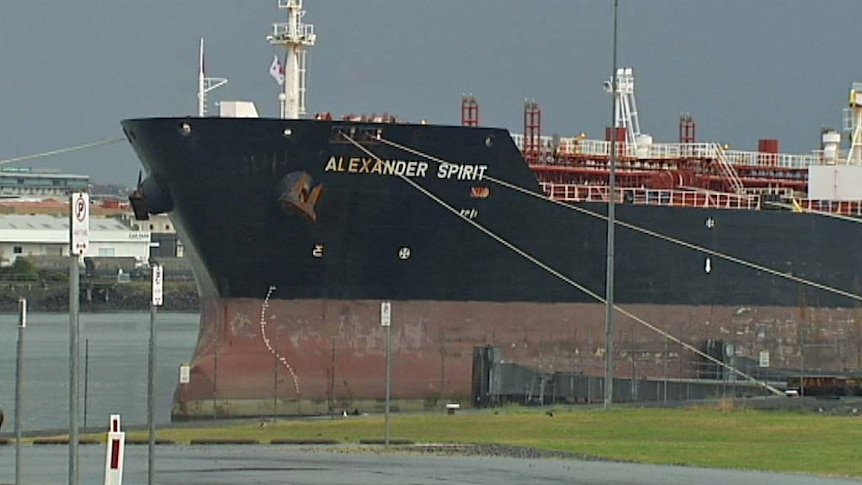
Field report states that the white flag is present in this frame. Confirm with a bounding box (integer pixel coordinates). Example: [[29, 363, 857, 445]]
[[269, 55, 285, 86]]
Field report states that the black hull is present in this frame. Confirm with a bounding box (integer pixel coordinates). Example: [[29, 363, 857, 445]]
[[122, 117, 862, 308], [122, 117, 862, 417]]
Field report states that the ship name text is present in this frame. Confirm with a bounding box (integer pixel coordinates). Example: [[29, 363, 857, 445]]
[[325, 156, 488, 181], [437, 163, 488, 181], [325, 156, 428, 177]]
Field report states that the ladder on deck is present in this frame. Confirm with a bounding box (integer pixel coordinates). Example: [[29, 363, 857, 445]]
[[712, 143, 744, 193]]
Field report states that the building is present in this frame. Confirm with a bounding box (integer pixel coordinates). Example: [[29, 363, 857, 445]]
[[0, 213, 150, 267], [0, 198, 184, 260], [132, 213, 183, 258], [0, 167, 88, 197]]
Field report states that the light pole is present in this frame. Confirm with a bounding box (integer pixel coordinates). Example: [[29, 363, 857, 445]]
[[604, 0, 620, 410], [68, 191, 88, 485], [148, 263, 164, 485]]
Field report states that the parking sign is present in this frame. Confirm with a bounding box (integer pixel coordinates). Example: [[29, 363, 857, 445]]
[[70, 192, 89, 255]]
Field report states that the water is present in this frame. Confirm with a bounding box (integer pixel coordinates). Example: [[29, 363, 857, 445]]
[[0, 312, 198, 432]]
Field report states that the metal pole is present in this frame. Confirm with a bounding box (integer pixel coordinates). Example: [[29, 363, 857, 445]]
[[69, 255, 80, 485], [147, 301, 157, 485], [198, 38, 205, 117], [273, 349, 278, 422], [384, 321, 391, 448], [213, 310, 220, 421], [15, 298, 26, 485], [83, 339, 89, 429], [663, 339, 669, 404], [604, 0, 620, 410], [800, 327, 805, 397]]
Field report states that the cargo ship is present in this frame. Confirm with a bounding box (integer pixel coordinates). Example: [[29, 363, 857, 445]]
[[124, 1, 862, 418]]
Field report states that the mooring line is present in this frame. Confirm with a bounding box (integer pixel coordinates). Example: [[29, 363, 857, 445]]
[[342, 133, 783, 397], [0, 137, 126, 166]]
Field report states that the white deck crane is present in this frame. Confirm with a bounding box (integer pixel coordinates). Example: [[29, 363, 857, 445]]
[[604, 67, 643, 151]]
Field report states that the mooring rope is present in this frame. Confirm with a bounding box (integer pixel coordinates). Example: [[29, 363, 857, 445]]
[[0, 137, 126, 166]]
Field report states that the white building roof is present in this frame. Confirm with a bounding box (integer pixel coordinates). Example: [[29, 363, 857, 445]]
[[0, 214, 150, 243]]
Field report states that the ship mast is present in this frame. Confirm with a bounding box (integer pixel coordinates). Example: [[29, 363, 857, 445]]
[[268, 0, 316, 119], [611, 67, 641, 149], [845, 83, 862, 164], [196, 38, 228, 117]]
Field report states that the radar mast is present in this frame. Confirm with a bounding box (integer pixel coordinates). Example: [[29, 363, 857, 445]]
[[197, 38, 228, 117], [268, 0, 316, 119]]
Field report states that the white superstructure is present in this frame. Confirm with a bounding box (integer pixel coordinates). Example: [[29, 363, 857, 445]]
[[808, 82, 862, 200]]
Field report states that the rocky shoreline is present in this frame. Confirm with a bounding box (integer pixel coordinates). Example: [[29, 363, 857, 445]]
[[0, 280, 199, 313]]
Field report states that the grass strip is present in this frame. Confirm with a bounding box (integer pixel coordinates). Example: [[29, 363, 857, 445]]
[[56, 404, 862, 478]]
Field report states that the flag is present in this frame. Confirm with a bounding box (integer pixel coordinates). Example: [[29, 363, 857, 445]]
[[269, 55, 285, 86]]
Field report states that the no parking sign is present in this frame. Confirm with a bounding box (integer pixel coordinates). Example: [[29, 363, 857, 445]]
[[70, 192, 89, 255], [151, 265, 164, 307]]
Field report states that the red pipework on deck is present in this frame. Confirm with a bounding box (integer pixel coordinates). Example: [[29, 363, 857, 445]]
[[757, 139, 780, 166], [523, 100, 542, 162], [461, 95, 480, 127], [679, 113, 696, 143]]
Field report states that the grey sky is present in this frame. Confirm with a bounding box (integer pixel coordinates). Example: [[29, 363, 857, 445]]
[[0, 1, 859, 184]]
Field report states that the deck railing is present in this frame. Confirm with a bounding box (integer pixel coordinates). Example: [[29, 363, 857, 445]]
[[513, 134, 826, 169], [540, 183, 761, 210]]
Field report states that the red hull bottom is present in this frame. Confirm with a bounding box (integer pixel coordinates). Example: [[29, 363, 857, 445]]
[[172, 297, 862, 419]]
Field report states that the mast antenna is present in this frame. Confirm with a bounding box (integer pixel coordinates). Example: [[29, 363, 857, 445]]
[[604, 67, 641, 151], [268, 0, 317, 119], [844, 83, 862, 164], [197, 38, 228, 117]]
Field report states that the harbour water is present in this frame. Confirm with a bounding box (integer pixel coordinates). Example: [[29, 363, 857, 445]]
[[0, 312, 198, 432]]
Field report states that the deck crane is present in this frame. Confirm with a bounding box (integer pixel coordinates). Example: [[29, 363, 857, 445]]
[[843, 83, 862, 164], [604, 67, 644, 152]]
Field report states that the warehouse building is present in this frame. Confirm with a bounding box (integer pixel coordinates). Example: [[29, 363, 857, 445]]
[[0, 213, 150, 267]]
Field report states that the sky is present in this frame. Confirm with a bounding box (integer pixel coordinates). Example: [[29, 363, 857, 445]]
[[1, 0, 861, 184]]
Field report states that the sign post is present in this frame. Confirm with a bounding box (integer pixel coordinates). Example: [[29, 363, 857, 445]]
[[15, 298, 26, 485], [380, 302, 391, 448], [69, 192, 88, 485], [148, 264, 163, 485]]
